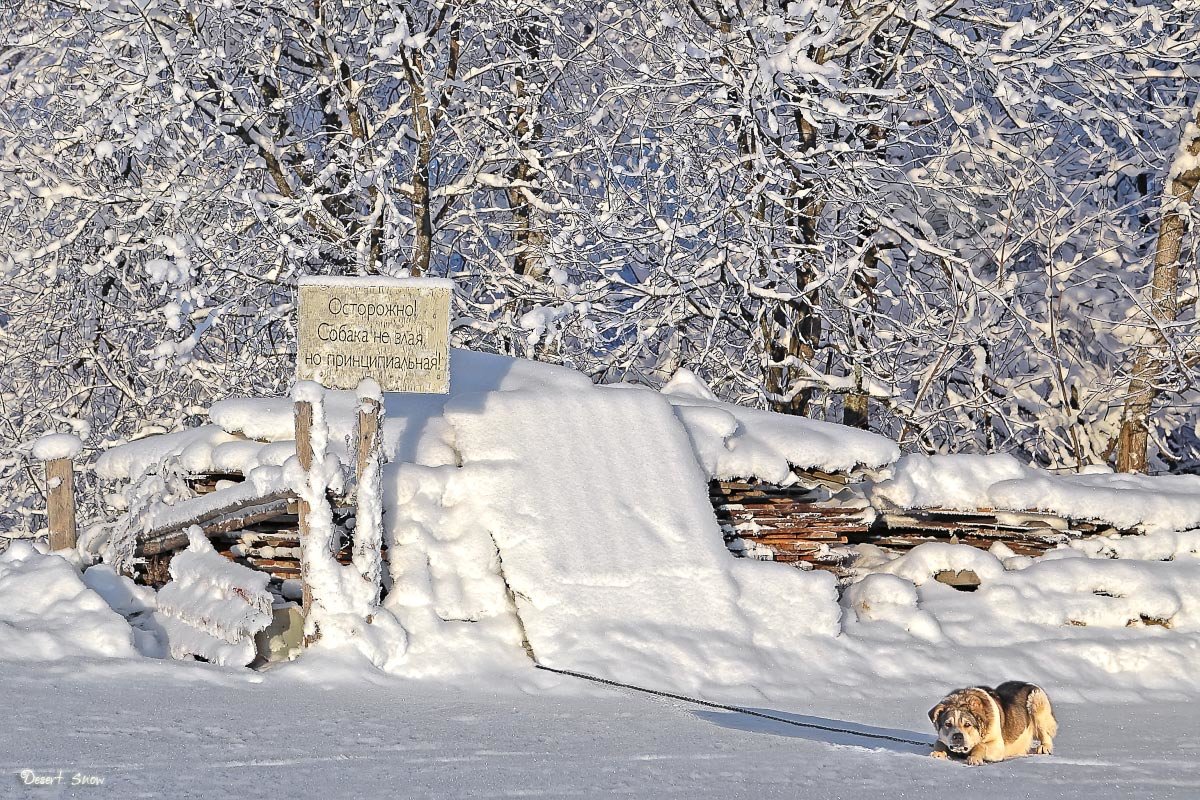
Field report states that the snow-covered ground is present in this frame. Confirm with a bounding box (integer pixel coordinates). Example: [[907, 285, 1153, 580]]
[[5, 659, 1198, 799], [9, 350, 1200, 797]]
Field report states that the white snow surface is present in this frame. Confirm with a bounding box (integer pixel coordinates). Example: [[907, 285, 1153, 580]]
[[94, 425, 240, 481], [0, 542, 137, 661], [662, 382, 899, 480], [30, 432, 83, 461], [873, 453, 1200, 533], [441, 385, 840, 690], [3, 660, 1199, 800]]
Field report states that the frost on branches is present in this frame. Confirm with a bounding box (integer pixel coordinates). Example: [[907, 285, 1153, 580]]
[[2, 0, 1200, 535]]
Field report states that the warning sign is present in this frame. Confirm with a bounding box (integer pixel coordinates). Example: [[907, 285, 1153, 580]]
[[297, 277, 450, 393]]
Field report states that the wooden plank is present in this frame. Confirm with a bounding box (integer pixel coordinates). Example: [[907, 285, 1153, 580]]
[[354, 394, 384, 603], [137, 493, 295, 556]]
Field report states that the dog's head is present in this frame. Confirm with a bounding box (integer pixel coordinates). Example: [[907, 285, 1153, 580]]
[[929, 690, 991, 755]]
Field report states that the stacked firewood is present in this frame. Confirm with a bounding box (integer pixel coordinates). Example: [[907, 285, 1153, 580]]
[[711, 477, 1123, 574], [710, 480, 873, 570], [135, 475, 359, 588], [856, 507, 1084, 558]]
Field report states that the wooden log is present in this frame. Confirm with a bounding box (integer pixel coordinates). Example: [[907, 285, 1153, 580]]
[[138, 493, 294, 556], [45, 457, 76, 551]]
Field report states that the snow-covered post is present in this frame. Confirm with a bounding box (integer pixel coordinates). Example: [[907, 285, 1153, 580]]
[[292, 381, 344, 646], [32, 434, 82, 552], [293, 392, 318, 628], [354, 380, 385, 607]]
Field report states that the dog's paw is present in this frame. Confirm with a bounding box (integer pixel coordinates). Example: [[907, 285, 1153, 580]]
[[1034, 743, 1053, 755], [930, 749, 949, 760], [966, 754, 985, 766]]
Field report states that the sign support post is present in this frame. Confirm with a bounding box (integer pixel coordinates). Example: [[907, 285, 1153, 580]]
[[293, 276, 451, 647]]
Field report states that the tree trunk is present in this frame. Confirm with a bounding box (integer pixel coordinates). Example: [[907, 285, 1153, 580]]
[[1115, 105, 1200, 472], [506, 21, 548, 280]]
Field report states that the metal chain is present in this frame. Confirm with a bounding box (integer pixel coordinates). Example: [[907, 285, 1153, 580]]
[[534, 664, 932, 748]]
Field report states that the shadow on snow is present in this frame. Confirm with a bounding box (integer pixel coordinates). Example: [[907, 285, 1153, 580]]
[[694, 707, 935, 755]]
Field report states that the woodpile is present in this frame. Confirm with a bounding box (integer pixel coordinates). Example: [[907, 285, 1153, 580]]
[[710, 479, 872, 571], [133, 474, 360, 588], [138, 509, 364, 588], [711, 476, 1125, 576], [856, 507, 1078, 558], [135, 471, 1126, 590]]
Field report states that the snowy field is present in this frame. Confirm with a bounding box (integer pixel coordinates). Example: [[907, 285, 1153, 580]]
[[5, 660, 1198, 800]]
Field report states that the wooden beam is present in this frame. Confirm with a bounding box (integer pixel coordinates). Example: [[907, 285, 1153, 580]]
[[138, 496, 295, 556], [356, 396, 381, 487]]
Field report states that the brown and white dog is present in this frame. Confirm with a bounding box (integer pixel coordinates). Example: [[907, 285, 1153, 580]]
[[928, 682, 1057, 765]]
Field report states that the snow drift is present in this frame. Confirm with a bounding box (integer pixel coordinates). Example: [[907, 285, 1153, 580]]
[[0, 542, 137, 661], [873, 453, 1200, 533]]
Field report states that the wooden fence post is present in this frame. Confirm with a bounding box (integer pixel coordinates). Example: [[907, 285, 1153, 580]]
[[355, 396, 382, 488], [294, 399, 315, 625], [354, 392, 384, 604], [45, 456, 77, 551]]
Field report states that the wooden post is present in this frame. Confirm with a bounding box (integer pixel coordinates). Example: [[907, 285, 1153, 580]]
[[355, 394, 384, 601], [45, 456, 77, 551], [355, 396, 382, 487], [294, 399, 315, 627]]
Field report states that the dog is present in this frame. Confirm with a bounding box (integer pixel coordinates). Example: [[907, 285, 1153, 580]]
[[928, 681, 1057, 765]]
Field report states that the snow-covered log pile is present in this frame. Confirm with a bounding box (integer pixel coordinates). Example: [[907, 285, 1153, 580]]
[[72, 349, 1200, 693], [871, 453, 1200, 535], [155, 528, 273, 666]]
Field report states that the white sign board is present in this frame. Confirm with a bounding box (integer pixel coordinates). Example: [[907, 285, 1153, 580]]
[[297, 277, 451, 393]]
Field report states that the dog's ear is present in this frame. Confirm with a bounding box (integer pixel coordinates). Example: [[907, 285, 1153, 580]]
[[928, 702, 947, 726]]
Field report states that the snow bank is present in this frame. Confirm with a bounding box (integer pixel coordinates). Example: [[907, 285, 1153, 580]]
[[0, 542, 138, 661], [443, 385, 841, 689], [975, 558, 1200, 630], [875, 542, 1007, 586], [95, 426, 241, 482], [381, 462, 532, 678], [843, 573, 945, 642], [1069, 529, 1200, 561], [662, 372, 898, 481], [207, 348, 592, 456], [872, 453, 1200, 533], [858, 541, 1200, 630]]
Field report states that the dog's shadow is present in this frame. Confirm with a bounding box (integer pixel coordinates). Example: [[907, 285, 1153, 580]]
[[695, 708, 935, 755]]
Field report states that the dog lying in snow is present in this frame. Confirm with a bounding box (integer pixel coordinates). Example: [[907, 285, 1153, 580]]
[[928, 682, 1057, 765]]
